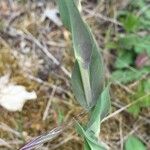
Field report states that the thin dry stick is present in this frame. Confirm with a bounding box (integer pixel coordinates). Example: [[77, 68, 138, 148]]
[[137, 134, 150, 148], [122, 124, 144, 144], [6, 11, 25, 26], [43, 87, 56, 121], [0, 26, 71, 78], [46, 41, 66, 48], [115, 80, 135, 94], [101, 93, 150, 123], [0, 123, 22, 138], [112, 100, 150, 125], [0, 138, 12, 149], [139, 116, 150, 124], [129, 74, 148, 88], [83, 8, 122, 26], [119, 120, 149, 147], [23, 29, 71, 78], [114, 105, 150, 147], [24, 73, 72, 97], [0, 140, 23, 146]]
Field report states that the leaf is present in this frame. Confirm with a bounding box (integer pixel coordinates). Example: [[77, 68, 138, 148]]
[[140, 18, 150, 30], [128, 79, 150, 117], [89, 45, 105, 107], [118, 34, 137, 50], [75, 86, 110, 149], [84, 140, 92, 150], [134, 36, 150, 55], [66, 1, 93, 68], [125, 136, 146, 150], [57, 0, 70, 30], [57, 0, 81, 30], [118, 35, 150, 55], [128, 104, 141, 117], [0, 74, 37, 111], [71, 61, 87, 108], [136, 1, 150, 29], [122, 13, 140, 32], [58, 0, 104, 109], [114, 50, 134, 69], [112, 67, 150, 84], [73, 0, 82, 12], [76, 122, 107, 150], [142, 80, 150, 107], [87, 86, 111, 136]]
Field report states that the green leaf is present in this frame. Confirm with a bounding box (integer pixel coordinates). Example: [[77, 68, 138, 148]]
[[141, 79, 150, 107], [57, 0, 81, 30], [87, 86, 111, 136], [68, 0, 104, 108], [84, 140, 91, 150], [76, 122, 106, 150], [112, 67, 150, 84], [137, 80, 150, 108], [75, 86, 110, 149], [66, 1, 93, 68], [132, 0, 150, 20], [128, 104, 141, 117], [128, 79, 150, 117], [118, 35, 150, 55], [122, 13, 140, 32], [71, 61, 87, 108], [140, 18, 150, 30], [143, 79, 150, 93], [89, 45, 105, 107], [118, 34, 137, 50], [134, 36, 150, 55], [114, 50, 134, 69], [125, 136, 146, 150], [57, 0, 71, 30], [58, 0, 104, 109]]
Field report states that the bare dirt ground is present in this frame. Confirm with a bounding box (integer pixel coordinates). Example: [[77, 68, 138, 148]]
[[0, 0, 149, 150]]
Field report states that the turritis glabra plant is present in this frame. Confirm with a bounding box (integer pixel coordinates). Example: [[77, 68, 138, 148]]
[[20, 1, 111, 150], [58, 0, 111, 149]]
